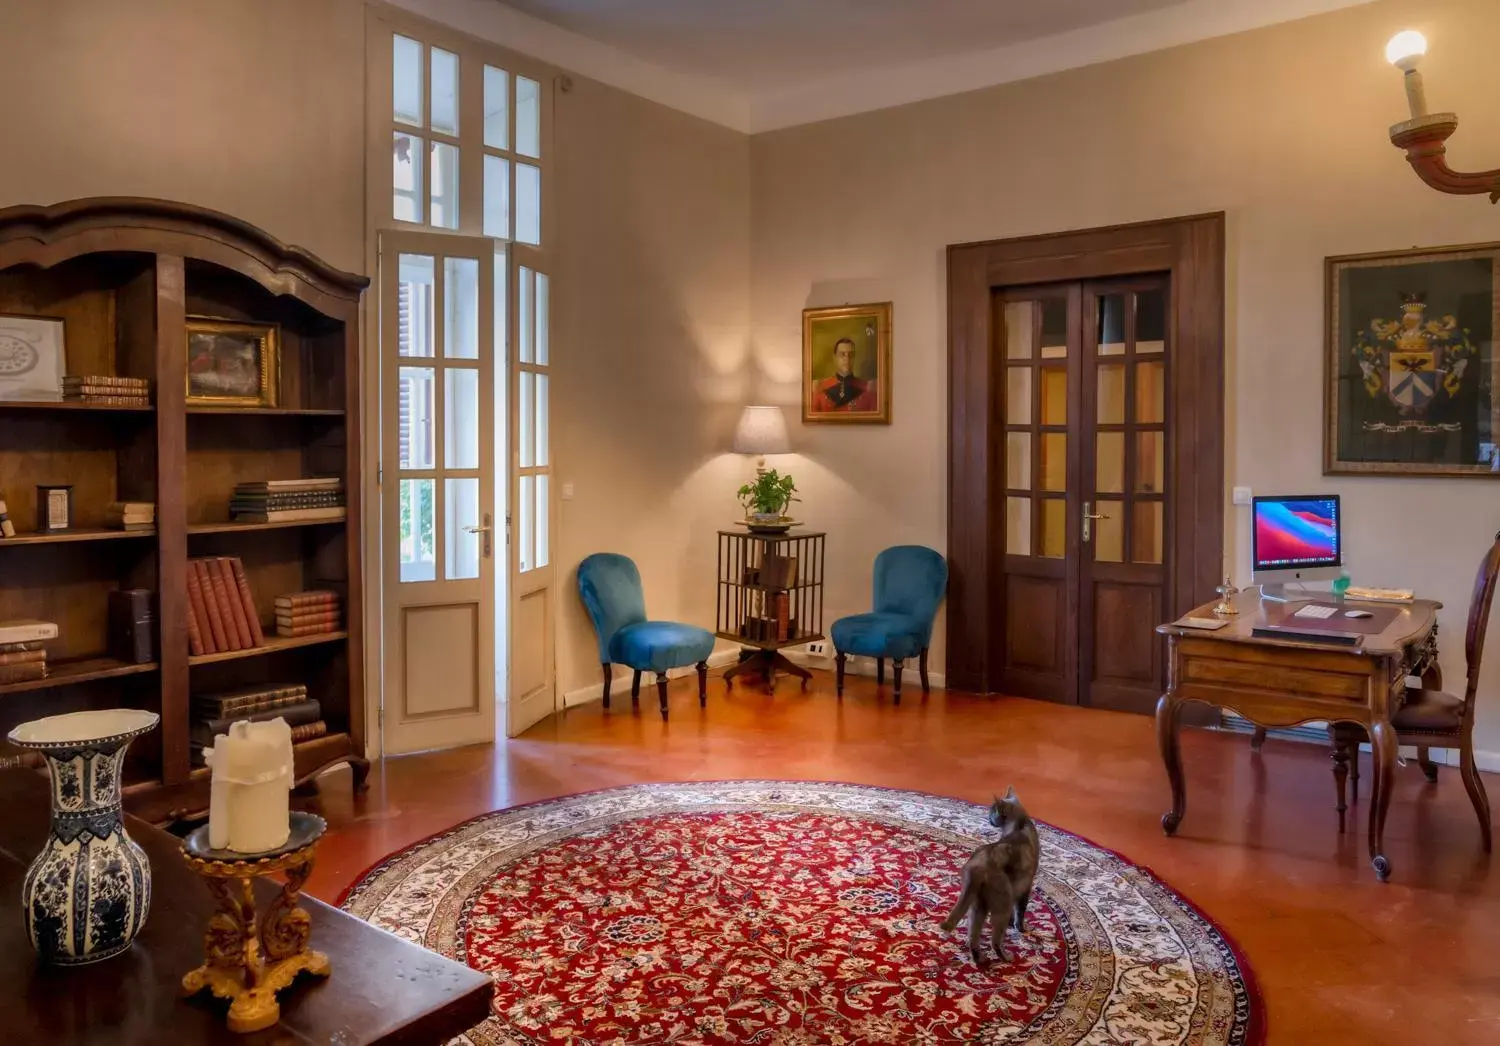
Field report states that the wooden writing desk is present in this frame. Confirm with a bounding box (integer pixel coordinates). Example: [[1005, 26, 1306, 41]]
[[0, 769, 492, 1044], [1155, 591, 1441, 881]]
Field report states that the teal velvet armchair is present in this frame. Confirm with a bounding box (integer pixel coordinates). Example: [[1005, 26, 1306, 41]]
[[577, 553, 714, 719], [830, 545, 947, 703]]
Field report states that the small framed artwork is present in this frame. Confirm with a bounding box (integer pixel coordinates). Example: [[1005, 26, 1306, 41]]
[[803, 302, 892, 424], [185, 318, 279, 408], [0, 314, 65, 402], [1326, 243, 1499, 476]]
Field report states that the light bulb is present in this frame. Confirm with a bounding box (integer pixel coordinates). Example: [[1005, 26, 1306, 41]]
[[1385, 30, 1427, 72]]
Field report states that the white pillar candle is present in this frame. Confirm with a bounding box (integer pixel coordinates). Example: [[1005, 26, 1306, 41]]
[[204, 718, 295, 853]]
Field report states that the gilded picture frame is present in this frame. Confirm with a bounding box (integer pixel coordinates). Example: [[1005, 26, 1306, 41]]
[[1325, 242, 1499, 477], [185, 318, 280, 408], [802, 302, 892, 424]]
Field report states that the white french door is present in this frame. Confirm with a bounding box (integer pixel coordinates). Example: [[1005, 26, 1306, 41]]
[[506, 245, 555, 736], [379, 230, 498, 754]]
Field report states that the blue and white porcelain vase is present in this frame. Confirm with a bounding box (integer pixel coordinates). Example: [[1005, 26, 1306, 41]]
[[8, 709, 159, 965]]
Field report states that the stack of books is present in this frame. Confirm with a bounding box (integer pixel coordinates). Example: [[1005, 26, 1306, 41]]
[[276, 590, 342, 638], [231, 479, 345, 524], [185, 556, 265, 657], [62, 375, 150, 407], [189, 683, 327, 766], [0, 620, 57, 686], [104, 501, 155, 532]]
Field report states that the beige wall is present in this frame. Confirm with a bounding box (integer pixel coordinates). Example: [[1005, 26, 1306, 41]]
[[748, 0, 1500, 751]]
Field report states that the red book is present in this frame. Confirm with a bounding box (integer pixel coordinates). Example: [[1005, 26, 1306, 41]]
[[212, 558, 254, 649], [274, 591, 340, 610], [0, 662, 47, 684], [194, 559, 232, 653], [206, 559, 243, 652], [228, 557, 266, 647], [184, 561, 211, 655], [0, 648, 46, 666], [274, 609, 342, 627]]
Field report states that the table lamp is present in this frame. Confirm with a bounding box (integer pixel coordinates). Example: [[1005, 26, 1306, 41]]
[[732, 405, 790, 475]]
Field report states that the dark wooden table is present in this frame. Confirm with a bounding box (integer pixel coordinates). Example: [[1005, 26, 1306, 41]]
[[0, 770, 491, 1045]]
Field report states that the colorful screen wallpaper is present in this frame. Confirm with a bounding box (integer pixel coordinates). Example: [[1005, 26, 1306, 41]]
[[1254, 498, 1340, 567]]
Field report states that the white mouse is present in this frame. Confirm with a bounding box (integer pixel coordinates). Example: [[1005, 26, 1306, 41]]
[[1344, 610, 1373, 619]]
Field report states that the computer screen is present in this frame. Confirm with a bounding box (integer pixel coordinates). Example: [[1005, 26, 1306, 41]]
[[1252, 495, 1342, 571]]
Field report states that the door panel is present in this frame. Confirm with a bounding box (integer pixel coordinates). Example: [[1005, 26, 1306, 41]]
[[380, 230, 497, 754]]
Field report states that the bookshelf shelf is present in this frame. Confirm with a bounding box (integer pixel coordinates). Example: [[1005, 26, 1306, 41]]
[[188, 518, 345, 536], [0, 400, 154, 413], [0, 656, 158, 697], [188, 630, 349, 667], [186, 406, 345, 417], [0, 527, 156, 546], [188, 731, 350, 784]]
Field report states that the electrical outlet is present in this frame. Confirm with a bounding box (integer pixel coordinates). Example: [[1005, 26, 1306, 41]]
[[806, 641, 827, 656]]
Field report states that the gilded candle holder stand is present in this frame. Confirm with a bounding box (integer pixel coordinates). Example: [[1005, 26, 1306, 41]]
[[180, 812, 330, 1034], [1212, 575, 1240, 616]]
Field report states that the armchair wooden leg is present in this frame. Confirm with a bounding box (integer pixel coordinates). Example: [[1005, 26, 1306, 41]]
[[657, 672, 670, 721], [696, 661, 708, 707], [876, 658, 885, 686], [892, 658, 904, 705], [631, 669, 642, 704], [1460, 740, 1492, 853], [1418, 746, 1439, 784], [919, 648, 930, 693], [601, 663, 613, 710], [835, 651, 846, 697], [1250, 727, 1267, 752]]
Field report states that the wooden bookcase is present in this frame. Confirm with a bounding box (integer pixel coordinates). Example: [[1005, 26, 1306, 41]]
[[0, 198, 369, 822]]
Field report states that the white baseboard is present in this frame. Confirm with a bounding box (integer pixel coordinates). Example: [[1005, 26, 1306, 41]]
[[562, 649, 741, 709], [1219, 716, 1500, 774], [806, 651, 945, 689]]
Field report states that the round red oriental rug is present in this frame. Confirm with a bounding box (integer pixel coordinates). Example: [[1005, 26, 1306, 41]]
[[340, 781, 1262, 1045]]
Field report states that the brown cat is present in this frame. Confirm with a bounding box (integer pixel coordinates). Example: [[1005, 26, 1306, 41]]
[[940, 787, 1041, 964]]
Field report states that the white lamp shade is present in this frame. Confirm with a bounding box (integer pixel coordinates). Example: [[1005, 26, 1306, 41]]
[[732, 405, 791, 456], [1385, 30, 1427, 70]]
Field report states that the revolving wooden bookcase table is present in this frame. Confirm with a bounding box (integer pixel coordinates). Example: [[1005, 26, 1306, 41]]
[[714, 529, 825, 690]]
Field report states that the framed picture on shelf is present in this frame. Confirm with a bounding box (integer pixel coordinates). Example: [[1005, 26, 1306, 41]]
[[1326, 243, 1499, 476], [0, 314, 65, 402], [185, 318, 279, 408], [803, 302, 892, 424]]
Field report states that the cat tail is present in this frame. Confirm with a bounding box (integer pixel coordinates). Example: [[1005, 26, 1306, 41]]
[[940, 876, 978, 932]]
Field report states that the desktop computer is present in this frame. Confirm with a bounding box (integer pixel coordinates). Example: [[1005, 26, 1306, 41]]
[[1250, 494, 1343, 602]]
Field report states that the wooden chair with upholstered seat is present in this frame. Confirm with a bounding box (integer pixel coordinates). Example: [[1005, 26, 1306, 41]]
[[1329, 530, 1500, 849]]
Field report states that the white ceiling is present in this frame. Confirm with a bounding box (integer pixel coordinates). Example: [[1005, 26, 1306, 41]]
[[396, 0, 1376, 132]]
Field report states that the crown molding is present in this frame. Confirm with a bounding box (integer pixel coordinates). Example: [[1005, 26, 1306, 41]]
[[393, 0, 1375, 136]]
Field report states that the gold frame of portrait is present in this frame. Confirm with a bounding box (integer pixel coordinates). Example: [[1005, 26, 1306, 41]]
[[184, 317, 280, 409], [802, 302, 892, 424]]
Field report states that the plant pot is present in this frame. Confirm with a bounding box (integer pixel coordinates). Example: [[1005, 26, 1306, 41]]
[[8, 708, 159, 965]]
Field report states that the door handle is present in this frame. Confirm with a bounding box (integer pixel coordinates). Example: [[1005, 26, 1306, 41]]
[[1082, 501, 1111, 542], [462, 525, 492, 533], [464, 513, 493, 557]]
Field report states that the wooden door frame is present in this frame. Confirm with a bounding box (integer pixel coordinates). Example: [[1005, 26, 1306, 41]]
[[946, 213, 1225, 695]]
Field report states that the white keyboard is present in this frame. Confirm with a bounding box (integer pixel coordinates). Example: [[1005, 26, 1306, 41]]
[[1293, 604, 1338, 620], [1344, 586, 1415, 603]]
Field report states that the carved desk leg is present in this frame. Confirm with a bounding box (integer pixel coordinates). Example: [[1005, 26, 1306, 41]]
[[1368, 717, 1398, 881], [1156, 689, 1186, 835]]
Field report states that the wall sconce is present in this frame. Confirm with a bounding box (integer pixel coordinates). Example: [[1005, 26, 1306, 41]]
[[1385, 30, 1500, 203]]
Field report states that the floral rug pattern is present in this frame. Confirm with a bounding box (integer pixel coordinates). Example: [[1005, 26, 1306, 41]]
[[340, 781, 1261, 1045]]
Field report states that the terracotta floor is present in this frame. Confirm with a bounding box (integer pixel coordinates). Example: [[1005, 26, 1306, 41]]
[[305, 672, 1500, 1045]]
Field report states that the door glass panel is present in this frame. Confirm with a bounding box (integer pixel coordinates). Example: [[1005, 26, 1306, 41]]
[[1005, 367, 1031, 424], [397, 255, 435, 357], [1005, 432, 1031, 490], [1136, 288, 1166, 354], [1136, 360, 1165, 423], [535, 474, 549, 569], [430, 47, 459, 135], [516, 163, 541, 245], [399, 479, 436, 583], [494, 247, 509, 362], [1095, 432, 1124, 493], [1040, 298, 1068, 358], [518, 474, 534, 572], [1098, 293, 1127, 355], [1133, 502, 1164, 564], [1040, 433, 1066, 492], [516, 76, 541, 158], [1040, 499, 1065, 558], [1040, 367, 1066, 425], [483, 66, 509, 149], [518, 267, 534, 363], [1097, 362, 1126, 424], [483, 155, 510, 239], [1136, 431, 1165, 493], [518, 371, 534, 467], [430, 141, 459, 230], [1094, 505, 1123, 562], [535, 273, 549, 365], [445, 478, 480, 580], [1003, 301, 1033, 359], [397, 367, 435, 469], [393, 35, 423, 127], [1006, 497, 1032, 555], [445, 368, 479, 469], [393, 132, 424, 223], [444, 257, 479, 359], [534, 374, 549, 467]]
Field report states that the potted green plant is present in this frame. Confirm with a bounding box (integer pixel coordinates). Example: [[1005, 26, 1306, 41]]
[[737, 469, 798, 528]]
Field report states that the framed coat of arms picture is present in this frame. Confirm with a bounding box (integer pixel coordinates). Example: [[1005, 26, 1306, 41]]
[[802, 302, 892, 424], [1325, 243, 1499, 476]]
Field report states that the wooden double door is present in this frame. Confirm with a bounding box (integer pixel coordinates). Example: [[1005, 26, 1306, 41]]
[[997, 276, 1173, 712]]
